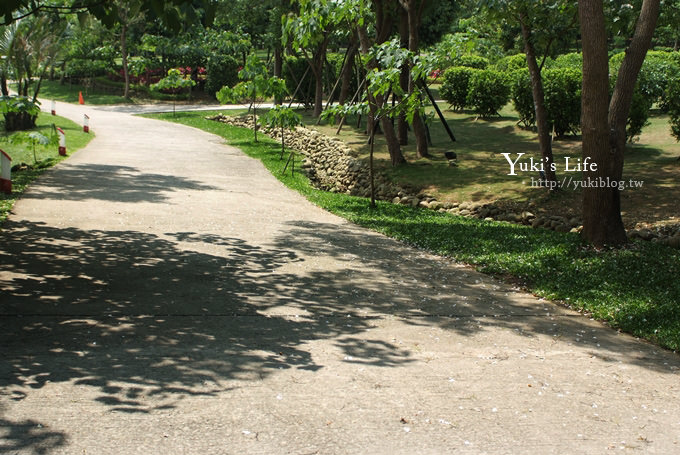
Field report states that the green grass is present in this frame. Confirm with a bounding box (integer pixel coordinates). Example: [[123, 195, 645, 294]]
[[145, 109, 680, 352], [38, 79, 133, 105], [38, 79, 201, 106], [0, 112, 94, 222], [311, 103, 680, 228]]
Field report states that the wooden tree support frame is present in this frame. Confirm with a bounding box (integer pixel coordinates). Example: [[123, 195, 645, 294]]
[[282, 151, 295, 175], [420, 80, 456, 143]]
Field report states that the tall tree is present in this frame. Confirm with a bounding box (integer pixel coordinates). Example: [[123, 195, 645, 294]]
[[399, 0, 429, 158], [1, 0, 216, 30], [283, 0, 339, 117], [357, 0, 406, 166], [483, 0, 578, 188], [578, 0, 660, 246], [116, 0, 144, 99]]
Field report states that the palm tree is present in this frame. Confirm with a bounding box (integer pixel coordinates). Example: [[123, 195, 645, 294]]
[[1, 14, 66, 130]]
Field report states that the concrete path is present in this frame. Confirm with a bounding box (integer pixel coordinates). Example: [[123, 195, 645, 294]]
[[1, 102, 679, 455]]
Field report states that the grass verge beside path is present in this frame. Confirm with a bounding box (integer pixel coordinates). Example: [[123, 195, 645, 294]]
[[145, 110, 680, 352], [0, 113, 94, 222]]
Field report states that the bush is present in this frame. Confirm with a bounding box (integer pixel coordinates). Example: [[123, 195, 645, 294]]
[[205, 55, 240, 97], [282, 56, 314, 106], [440, 66, 478, 110], [430, 33, 503, 71], [66, 58, 113, 79], [627, 91, 653, 140], [494, 54, 527, 73], [451, 54, 489, 69], [510, 68, 535, 127], [543, 67, 582, 137], [510, 66, 581, 134], [0, 96, 41, 131], [666, 76, 680, 141], [609, 51, 678, 139], [466, 69, 510, 117], [552, 52, 582, 69]]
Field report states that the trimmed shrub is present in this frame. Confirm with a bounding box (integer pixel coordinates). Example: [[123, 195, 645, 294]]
[[510, 68, 535, 127], [466, 69, 510, 117], [494, 54, 527, 73], [440, 66, 478, 110], [666, 75, 680, 141], [452, 54, 489, 69], [510, 66, 581, 134], [627, 90, 653, 140], [205, 55, 240, 97], [552, 52, 582, 69], [543, 67, 582, 137], [609, 50, 679, 139]]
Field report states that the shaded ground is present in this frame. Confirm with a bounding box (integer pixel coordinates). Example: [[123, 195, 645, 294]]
[[1, 101, 679, 454]]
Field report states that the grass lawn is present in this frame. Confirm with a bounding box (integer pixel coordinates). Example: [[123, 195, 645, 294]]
[[311, 103, 680, 228], [38, 79, 213, 106], [38, 79, 133, 105], [145, 109, 680, 352], [0, 112, 94, 222]]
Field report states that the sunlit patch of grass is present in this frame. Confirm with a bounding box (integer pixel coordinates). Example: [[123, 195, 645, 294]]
[[0, 113, 94, 223]]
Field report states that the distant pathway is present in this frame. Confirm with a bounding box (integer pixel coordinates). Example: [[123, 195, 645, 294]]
[[1, 101, 679, 454]]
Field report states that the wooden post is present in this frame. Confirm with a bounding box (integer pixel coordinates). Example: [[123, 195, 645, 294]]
[[420, 81, 456, 142]]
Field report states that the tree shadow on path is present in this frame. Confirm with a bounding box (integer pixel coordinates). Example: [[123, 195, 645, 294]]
[[20, 163, 218, 203], [1, 218, 679, 452]]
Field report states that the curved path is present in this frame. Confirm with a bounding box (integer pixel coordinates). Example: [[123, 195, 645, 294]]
[[1, 102, 679, 454]]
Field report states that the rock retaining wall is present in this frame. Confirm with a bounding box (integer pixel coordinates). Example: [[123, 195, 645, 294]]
[[208, 114, 680, 247]]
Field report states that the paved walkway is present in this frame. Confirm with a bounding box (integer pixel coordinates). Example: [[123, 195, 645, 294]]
[[1, 102, 679, 454]]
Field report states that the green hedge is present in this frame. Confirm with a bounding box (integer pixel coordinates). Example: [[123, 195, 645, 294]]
[[666, 75, 680, 141], [451, 54, 490, 69], [510, 66, 581, 135], [494, 54, 528, 73], [543, 67, 582, 137], [205, 55, 240, 97], [510, 68, 534, 127], [440, 66, 478, 110], [466, 69, 510, 117], [283, 56, 314, 106], [610, 50, 680, 139]]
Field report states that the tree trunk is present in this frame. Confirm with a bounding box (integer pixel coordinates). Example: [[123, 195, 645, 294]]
[[274, 44, 283, 105], [397, 8, 409, 145], [609, 0, 660, 145], [310, 38, 328, 117], [0, 73, 8, 96], [520, 12, 557, 186], [403, 0, 428, 158], [578, 0, 659, 247], [338, 37, 358, 106], [121, 23, 130, 99], [358, 23, 405, 166]]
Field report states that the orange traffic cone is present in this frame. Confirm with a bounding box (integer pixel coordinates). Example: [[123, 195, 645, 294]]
[[79, 91, 84, 105]]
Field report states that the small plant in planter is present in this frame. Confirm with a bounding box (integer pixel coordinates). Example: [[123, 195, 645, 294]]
[[0, 96, 41, 132], [259, 106, 302, 174], [151, 68, 196, 116]]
